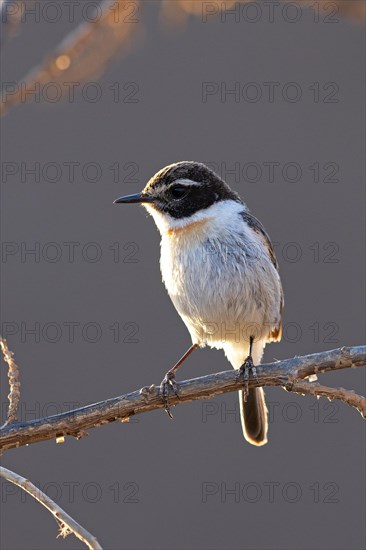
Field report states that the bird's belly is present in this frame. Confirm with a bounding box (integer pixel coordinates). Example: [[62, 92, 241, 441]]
[[160, 234, 276, 349]]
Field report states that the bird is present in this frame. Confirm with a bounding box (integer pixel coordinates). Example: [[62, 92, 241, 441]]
[[114, 161, 283, 446]]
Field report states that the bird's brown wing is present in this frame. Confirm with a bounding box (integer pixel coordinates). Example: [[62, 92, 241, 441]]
[[240, 211, 283, 342]]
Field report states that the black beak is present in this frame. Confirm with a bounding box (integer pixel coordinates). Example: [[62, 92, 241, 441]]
[[113, 193, 153, 204]]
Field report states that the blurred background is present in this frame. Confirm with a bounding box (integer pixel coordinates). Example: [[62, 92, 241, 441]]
[[1, 1, 365, 549]]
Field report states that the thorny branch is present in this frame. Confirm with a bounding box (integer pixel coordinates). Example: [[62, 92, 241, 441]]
[[0, 466, 103, 550], [0, 345, 365, 453], [0, 339, 21, 427]]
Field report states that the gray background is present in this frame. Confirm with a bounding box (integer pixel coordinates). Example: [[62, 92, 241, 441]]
[[1, 1, 365, 549]]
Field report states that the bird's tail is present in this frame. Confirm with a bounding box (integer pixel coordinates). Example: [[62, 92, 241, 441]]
[[239, 387, 268, 446]]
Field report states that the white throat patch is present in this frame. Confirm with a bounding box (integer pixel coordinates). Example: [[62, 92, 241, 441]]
[[143, 199, 245, 235]]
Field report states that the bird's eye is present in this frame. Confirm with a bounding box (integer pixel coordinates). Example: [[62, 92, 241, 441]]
[[170, 185, 188, 199]]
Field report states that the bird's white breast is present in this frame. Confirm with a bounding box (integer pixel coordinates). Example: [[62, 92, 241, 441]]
[[145, 200, 281, 366]]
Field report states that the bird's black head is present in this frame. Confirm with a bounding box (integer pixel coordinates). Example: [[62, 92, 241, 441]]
[[114, 161, 242, 219]]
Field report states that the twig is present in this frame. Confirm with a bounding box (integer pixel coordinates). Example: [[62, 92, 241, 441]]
[[1, 0, 364, 117], [283, 379, 365, 414], [0, 0, 139, 116], [0, 346, 364, 452], [295, 0, 365, 23], [1, 338, 21, 427], [0, 466, 103, 550], [169, 0, 366, 23]]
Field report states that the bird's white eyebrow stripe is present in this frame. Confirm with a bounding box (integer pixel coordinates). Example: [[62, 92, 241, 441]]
[[170, 178, 201, 187]]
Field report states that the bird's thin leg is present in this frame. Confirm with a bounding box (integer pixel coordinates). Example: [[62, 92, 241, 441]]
[[160, 343, 199, 419], [238, 336, 257, 401]]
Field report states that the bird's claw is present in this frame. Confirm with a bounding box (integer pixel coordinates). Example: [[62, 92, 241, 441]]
[[238, 356, 258, 401], [160, 371, 179, 419]]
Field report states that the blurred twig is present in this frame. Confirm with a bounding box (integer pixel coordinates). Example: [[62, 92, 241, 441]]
[[0, 338, 21, 427], [0, 0, 140, 116], [0, 466, 103, 550], [0, 345, 365, 452], [175, 0, 366, 22], [1, 0, 364, 116], [0, 0, 25, 38], [298, 0, 365, 22]]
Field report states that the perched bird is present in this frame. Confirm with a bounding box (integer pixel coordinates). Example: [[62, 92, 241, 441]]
[[114, 161, 283, 446]]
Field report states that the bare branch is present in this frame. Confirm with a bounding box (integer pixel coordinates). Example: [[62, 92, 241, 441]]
[[1, 338, 21, 427], [282, 379, 366, 416], [0, 466, 103, 550], [0, 345, 364, 452]]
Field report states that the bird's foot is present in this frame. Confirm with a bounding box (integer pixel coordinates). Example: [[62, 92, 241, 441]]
[[160, 371, 179, 419], [238, 356, 258, 401]]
